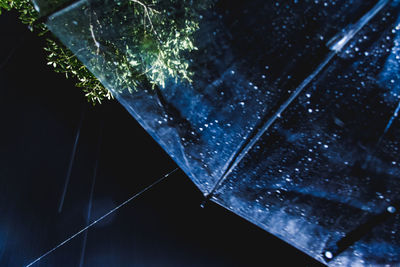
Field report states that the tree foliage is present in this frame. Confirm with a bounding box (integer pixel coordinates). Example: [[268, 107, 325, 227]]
[[0, 0, 212, 104], [81, 0, 213, 95], [0, 0, 37, 27]]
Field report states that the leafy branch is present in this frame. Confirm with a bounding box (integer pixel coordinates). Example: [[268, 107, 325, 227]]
[[0, 0, 111, 104], [0, 0, 213, 104]]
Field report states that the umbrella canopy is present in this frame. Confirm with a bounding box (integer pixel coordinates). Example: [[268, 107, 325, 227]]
[[35, 0, 400, 265]]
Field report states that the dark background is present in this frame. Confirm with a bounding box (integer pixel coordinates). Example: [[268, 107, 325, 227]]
[[0, 11, 324, 267]]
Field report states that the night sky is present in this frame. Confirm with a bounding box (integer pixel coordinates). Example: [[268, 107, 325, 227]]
[[0, 11, 324, 267]]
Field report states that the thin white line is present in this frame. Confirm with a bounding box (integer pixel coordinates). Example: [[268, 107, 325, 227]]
[[25, 168, 178, 267], [78, 146, 100, 267], [79, 122, 103, 267], [58, 110, 85, 213]]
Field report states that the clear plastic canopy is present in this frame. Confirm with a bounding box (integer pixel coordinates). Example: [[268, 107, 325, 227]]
[[35, 0, 400, 265]]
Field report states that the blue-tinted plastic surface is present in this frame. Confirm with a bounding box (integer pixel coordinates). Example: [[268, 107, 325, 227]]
[[35, 0, 400, 265]]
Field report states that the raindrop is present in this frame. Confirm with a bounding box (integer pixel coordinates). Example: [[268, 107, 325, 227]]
[[387, 206, 396, 213], [324, 251, 333, 259]]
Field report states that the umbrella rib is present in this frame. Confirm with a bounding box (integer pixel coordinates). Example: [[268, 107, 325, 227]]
[[203, 0, 391, 204], [203, 51, 336, 204], [323, 203, 399, 262]]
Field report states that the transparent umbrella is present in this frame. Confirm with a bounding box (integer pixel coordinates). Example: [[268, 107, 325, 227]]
[[32, 0, 400, 265]]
